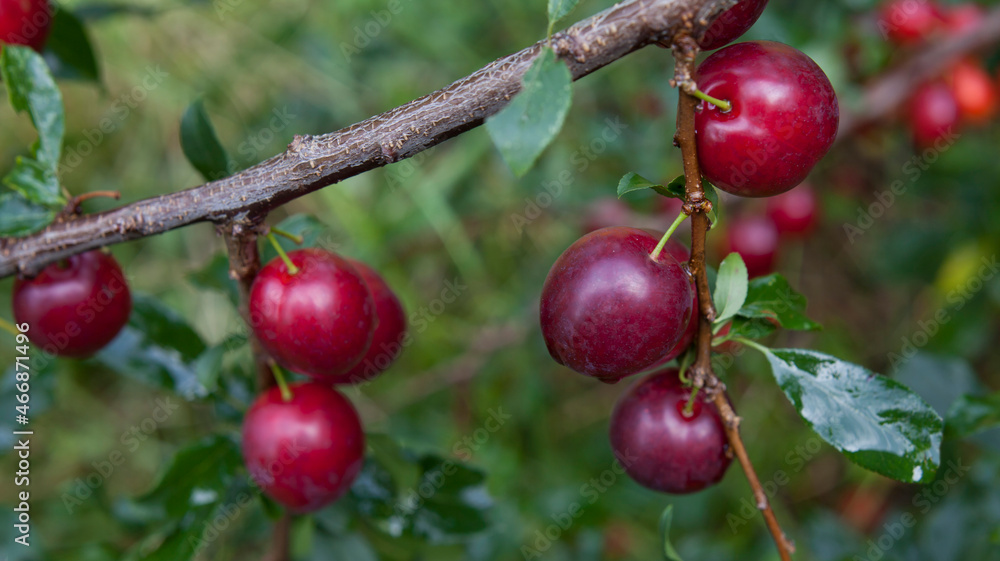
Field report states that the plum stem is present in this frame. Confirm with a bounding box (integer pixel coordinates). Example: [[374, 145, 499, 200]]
[[650, 210, 689, 261], [269, 362, 294, 402], [267, 233, 300, 275], [0, 317, 20, 337], [690, 88, 732, 112], [269, 227, 304, 245]]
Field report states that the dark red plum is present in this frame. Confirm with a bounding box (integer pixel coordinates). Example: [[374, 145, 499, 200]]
[[610, 369, 732, 493], [13, 250, 132, 357], [694, 41, 839, 198], [242, 382, 365, 512], [250, 248, 375, 380], [540, 227, 694, 383]]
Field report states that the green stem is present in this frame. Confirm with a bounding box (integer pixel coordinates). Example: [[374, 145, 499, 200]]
[[270, 227, 304, 245], [683, 386, 700, 417], [267, 233, 300, 275], [690, 89, 731, 112], [650, 211, 689, 261], [733, 337, 770, 355], [0, 317, 20, 337], [677, 348, 695, 384], [269, 362, 293, 402]]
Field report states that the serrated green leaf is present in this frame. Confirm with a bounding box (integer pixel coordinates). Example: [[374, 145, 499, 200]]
[[1, 46, 65, 207], [758, 347, 942, 483], [547, 0, 579, 29], [946, 393, 1000, 438], [486, 48, 571, 177], [658, 505, 684, 561], [714, 253, 749, 325], [736, 274, 821, 331], [45, 8, 100, 82], [0, 190, 55, 236], [180, 99, 232, 181], [94, 294, 210, 399]]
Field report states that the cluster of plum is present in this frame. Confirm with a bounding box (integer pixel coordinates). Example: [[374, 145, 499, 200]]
[[242, 246, 407, 512], [877, 0, 998, 146], [539, 0, 838, 494], [11, 241, 408, 513]]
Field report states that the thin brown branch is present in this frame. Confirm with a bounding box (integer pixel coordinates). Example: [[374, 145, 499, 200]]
[[261, 513, 291, 561], [0, 0, 736, 279], [712, 391, 795, 557], [220, 215, 274, 389], [838, 5, 1000, 140], [671, 34, 794, 561]]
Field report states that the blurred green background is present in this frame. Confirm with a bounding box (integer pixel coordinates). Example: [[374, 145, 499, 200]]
[[1, 0, 1000, 559]]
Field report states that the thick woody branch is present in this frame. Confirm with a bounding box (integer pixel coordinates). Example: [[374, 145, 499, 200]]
[[838, 5, 1000, 140], [0, 0, 735, 279], [671, 35, 794, 561]]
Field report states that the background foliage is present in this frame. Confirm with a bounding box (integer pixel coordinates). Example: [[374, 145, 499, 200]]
[[1, 0, 999, 560]]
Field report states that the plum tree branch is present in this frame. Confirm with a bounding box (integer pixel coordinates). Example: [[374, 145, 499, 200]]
[[0, 0, 736, 279], [220, 215, 274, 389], [671, 35, 795, 561], [837, 5, 1000, 140]]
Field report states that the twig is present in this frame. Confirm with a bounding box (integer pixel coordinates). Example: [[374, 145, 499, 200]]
[[220, 216, 274, 389], [0, 0, 736, 279], [261, 513, 291, 561], [671, 34, 794, 561]]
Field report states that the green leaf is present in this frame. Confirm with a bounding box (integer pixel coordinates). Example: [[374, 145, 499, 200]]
[[486, 48, 572, 177], [124, 435, 250, 561], [135, 434, 243, 518], [0, 46, 65, 207], [758, 347, 942, 483], [702, 178, 720, 226], [94, 294, 210, 399], [0, 360, 57, 449], [946, 393, 1000, 438], [736, 274, 821, 331], [0, 191, 55, 236], [658, 505, 684, 561], [617, 172, 678, 199], [45, 8, 100, 82], [727, 316, 777, 341], [180, 99, 232, 181], [348, 435, 493, 544], [713, 253, 749, 325], [547, 0, 579, 29], [193, 333, 247, 394], [663, 175, 686, 198]]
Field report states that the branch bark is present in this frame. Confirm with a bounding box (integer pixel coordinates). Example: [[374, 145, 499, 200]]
[[220, 216, 274, 388], [671, 36, 795, 561], [837, 5, 1000, 140], [0, 0, 735, 279]]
